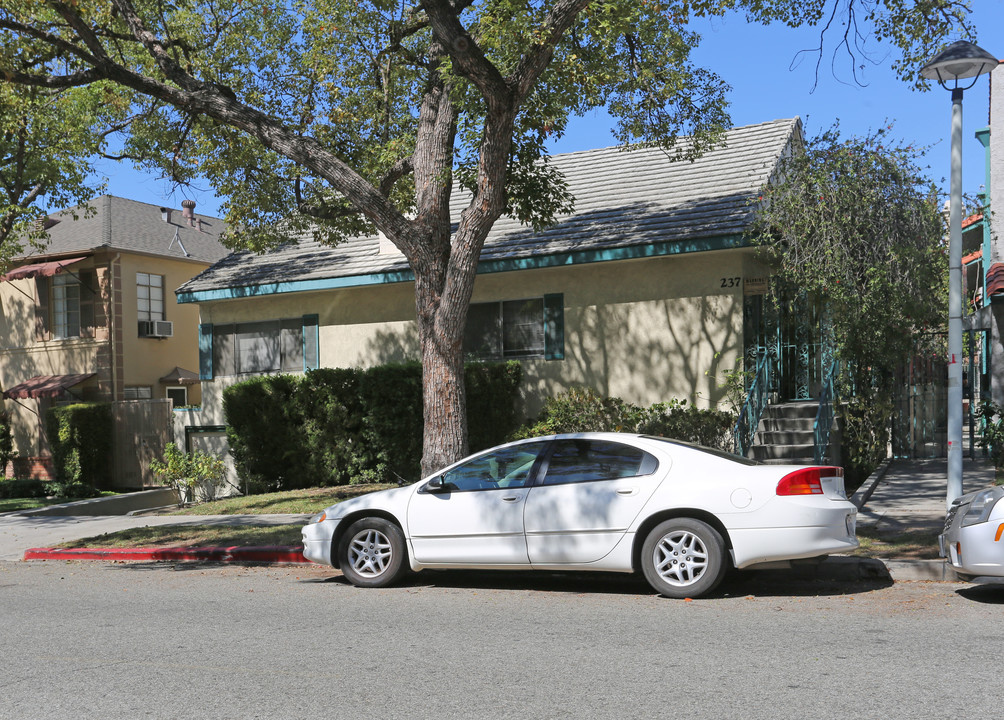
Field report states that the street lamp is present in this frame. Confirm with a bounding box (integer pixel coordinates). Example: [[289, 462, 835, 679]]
[[921, 40, 997, 510]]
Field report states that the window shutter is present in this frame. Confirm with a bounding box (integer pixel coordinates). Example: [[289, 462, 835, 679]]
[[302, 314, 319, 371], [543, 293, 564, 361], [198, 323, 213, 380], [34, 276, 50, 341]]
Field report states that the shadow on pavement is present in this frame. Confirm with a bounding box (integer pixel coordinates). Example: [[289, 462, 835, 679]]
[[956, 583, 1004, 604], [302, 567, 894, 598]]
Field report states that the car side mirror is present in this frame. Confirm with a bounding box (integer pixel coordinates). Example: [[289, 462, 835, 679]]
[[425, 477, 447, 493]]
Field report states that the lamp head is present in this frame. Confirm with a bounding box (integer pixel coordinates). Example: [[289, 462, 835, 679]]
[[921, 40, 997, 89]]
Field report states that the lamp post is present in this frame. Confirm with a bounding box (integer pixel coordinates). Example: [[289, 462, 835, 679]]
[[921, 40, 997, 510]]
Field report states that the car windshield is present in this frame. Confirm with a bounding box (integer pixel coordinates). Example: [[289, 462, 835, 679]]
[[641, 436, 759, 466]]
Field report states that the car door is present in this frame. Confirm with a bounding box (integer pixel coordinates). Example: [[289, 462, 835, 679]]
[[407, 441, 549, 566], [524, 438, 664, 565]]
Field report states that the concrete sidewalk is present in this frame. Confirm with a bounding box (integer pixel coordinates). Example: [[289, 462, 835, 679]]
[[0, 511, 310, 562], [848, 456, 996, 581]]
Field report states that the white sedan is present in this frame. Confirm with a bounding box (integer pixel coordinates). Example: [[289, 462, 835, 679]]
[[940, 486, 1004, 581], [302, 433, 858, 598]]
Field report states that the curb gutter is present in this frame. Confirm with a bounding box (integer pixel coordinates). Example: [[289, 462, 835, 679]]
[[24, 545, 309, 564], [22, 546, 959, 583]]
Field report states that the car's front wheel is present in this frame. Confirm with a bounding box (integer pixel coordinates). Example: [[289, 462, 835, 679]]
[[337, 517, 408, 588], [641, 518, 727, 599]]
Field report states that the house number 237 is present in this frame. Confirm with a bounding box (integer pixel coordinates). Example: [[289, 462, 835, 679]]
[[720, 277, 741, 289]]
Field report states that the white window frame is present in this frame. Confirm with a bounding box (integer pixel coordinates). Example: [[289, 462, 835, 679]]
[[137, 272, 165, 322]]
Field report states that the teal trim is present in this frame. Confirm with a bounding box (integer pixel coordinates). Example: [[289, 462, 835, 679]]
[[302, 314, 319, 371], [177, 233, 747, 304], [543, 293, 564, 360], [976, 127, 991, 297], [198, 323, 213, 380]]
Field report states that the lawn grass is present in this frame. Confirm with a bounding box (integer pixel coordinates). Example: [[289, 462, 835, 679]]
[[0, 492, 117, 514], [845, 526, 941, 560], [164, 483, 396, 515], [56, 524, 303, 549], [0, 497, 49, 513]]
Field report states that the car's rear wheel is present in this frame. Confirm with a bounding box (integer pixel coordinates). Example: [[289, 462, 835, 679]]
[[338, 517, 408, 588], [641, 518, 727, 599]]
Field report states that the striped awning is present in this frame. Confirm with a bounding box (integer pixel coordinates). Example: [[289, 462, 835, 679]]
[[2, 374, 95, 399], [1, 256, 87, 282]]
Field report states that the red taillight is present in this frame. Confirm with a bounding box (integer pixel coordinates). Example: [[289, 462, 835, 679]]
[[776, 467, 841, 496]]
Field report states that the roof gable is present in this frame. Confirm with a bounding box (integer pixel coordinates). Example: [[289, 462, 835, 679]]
[[179, 118, 800, 301]]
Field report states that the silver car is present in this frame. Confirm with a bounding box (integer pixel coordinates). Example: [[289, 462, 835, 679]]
[[940, 486, 1004, 581]]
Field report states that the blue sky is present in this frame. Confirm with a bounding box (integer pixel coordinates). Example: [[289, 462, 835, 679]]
[[93, 4, 1004, 219]]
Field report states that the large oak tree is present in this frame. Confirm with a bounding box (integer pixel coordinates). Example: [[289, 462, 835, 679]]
[[0, 0, 973, 476]]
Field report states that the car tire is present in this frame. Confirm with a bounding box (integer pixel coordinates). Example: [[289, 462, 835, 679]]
[[338, 517, 408, 588], [641, 518, 727, 599]]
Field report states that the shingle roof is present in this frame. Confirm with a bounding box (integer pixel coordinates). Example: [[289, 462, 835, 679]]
[[178, 118, 800, 299], [23, 195, 229, 265]]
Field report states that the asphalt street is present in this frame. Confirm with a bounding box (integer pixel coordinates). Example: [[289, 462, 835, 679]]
[[1, 561, 1002, 720]]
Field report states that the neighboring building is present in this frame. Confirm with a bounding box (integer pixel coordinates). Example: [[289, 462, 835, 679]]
[[175, 119, 818, 464], [0, 195, 228, 484]]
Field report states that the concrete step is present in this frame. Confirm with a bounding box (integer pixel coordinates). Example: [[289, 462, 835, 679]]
[[751, 443, 816, 461], [763, 401, 820, 420], [758, 417, 815, 433], [756, 430, 814, 445]]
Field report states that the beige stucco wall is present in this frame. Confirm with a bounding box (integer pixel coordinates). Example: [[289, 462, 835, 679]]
[[192, 247, 760, 425], [119, 253, 206, 406], [1, 251, 212, 468]]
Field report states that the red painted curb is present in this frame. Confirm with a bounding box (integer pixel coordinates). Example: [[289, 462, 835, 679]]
[[23, 545, 309, 564]]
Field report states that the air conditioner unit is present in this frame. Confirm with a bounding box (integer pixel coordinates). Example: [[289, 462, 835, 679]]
[[138, 320, 174, 338]]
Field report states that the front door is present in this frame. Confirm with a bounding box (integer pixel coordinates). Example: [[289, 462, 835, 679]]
[[406, 441, 549, 566], [744, 289, 831, 401]]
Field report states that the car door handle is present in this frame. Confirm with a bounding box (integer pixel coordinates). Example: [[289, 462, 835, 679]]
[[501, 495, 524, 503], [616, 488, 639, 497]]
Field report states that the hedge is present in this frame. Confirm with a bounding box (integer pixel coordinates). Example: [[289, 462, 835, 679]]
[[43, 403, 113, 489], [512, 387, 736, 451], [223, 361, 522, 492]]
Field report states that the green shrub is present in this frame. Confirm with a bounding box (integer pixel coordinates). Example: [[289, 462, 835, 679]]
[[358, 363, 425, 484], [0, 410, 14, 475], [44, 480, 101, 499], [297, 368, 375, 486], [223, 374, 305, 493], [638, 400, 735, 450], [0, 477, 48, 499], [150, 444, 231, 504], [44, 403, 112, 489], [222, 361, 523, 492], [513, 387, 736, 453], [466, 361, 523, 452]]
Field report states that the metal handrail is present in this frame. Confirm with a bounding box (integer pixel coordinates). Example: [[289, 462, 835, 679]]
[[813, 360, 839, 464], [733, 356, 773, 458]]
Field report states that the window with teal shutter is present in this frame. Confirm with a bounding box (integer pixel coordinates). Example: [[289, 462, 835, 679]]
[[198, 323, 213, 380], [302, 314, 319, 370], [543, 293, 564, 360]]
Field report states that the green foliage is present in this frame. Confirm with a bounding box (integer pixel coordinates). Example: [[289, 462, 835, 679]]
[[513, 386, 736, 452], [0, 410, 14, 475], [752, 124, 947, 479], [223, 361, 523, 491], [0, 477, 47, 499], [222, 374, 304, 493], [43, 403, 112, 490], [150, 444, 230, 504], [974, 401, 1004, 480], [0, 2, 969, 251], [0, 477, 101, 500]]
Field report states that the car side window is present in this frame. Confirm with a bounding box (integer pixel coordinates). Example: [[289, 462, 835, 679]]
[[440, 442, 548, 492], [542, 439, 657, 486]]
